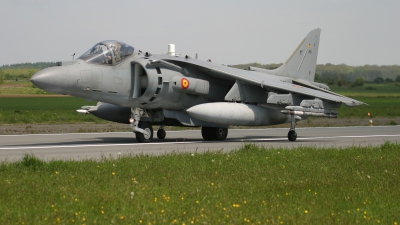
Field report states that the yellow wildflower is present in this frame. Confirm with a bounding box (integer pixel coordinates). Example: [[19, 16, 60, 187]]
[[304, 210, 309, 214]]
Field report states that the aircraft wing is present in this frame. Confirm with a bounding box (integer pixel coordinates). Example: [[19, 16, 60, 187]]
[[156, 56, 365, 107]]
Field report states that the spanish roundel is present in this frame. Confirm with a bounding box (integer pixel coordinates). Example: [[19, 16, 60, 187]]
[[181, 78, 190, 89]]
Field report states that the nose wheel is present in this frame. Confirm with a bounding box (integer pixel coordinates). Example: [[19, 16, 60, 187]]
[[157, 126, 166, 139], [135, 122, 153, 143]]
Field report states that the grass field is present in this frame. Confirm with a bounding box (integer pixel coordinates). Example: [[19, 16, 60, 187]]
[[0, 80, 47, 95], [1, 143, 399, 224], [336, 97, 400, 118], [0, 97, 104, 124], [331, 83, 400, 97]]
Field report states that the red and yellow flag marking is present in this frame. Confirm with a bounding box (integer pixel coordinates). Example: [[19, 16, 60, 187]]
[[181, 78, 190, 89]]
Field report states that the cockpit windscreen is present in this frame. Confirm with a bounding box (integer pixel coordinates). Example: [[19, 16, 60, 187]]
[[77, 40, 134, 65]]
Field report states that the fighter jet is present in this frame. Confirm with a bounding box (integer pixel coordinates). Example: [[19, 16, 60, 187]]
[[31, 29, 364, 143]]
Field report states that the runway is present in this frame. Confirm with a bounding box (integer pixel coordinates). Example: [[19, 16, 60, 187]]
[[0, 126, 399, 162]]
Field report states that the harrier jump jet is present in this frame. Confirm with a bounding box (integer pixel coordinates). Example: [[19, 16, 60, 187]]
[[31, 29, 364, 143]]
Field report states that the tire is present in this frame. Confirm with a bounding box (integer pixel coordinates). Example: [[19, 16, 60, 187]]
[[135, 122, 153, 143], [201, 127, 228, 141], [288, 130, 297, 142], [157, 129, 166, 139], [214, 127, 228, 140], [201, 127, 214, 141]]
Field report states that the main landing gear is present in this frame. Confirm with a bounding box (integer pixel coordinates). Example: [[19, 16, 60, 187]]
[[201, 127, 228, 141], [288, 115, 298, 141]]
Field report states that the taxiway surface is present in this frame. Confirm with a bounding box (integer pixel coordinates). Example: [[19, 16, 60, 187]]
[[0, 126, 399, 162]]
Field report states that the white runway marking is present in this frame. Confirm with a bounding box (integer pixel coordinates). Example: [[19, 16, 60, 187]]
[[1, 134, 399, 151]]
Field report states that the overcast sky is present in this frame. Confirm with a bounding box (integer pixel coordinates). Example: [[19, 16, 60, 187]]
[[1, 0, 399, 66]]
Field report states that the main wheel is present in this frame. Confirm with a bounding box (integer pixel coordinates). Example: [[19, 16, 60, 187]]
[[157, 129, 166, 139], [135, 122, 153, 143], [214, 127, 228, 140], [288, 130, 297, 141], [201, 127, 214, 141], [201, 127, 228, 141]]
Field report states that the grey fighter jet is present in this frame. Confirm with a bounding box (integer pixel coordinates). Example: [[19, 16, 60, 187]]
[[31, 29, 364, 143]]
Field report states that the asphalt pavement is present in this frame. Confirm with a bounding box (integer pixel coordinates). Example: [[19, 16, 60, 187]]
[[0, 126, 399, 162]]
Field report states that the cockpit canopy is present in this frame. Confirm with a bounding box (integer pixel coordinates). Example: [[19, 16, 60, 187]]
[[77, 40, 134, 65]]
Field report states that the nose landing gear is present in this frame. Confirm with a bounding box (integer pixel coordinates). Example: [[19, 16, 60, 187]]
[[135, 122, 153, 143], [130, 107, 153, 143], [157, 126, 166, 139]]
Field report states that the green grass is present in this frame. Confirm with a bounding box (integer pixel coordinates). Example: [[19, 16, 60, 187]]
[[337, 96, 400, 118], [1, 143, 399, 224], [0, 97, 104, 124], [0, 80, 47, 95], [331, 83, 400, 97]]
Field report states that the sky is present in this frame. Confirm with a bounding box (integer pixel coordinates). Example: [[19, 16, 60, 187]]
[[1, 0, 399, 66]]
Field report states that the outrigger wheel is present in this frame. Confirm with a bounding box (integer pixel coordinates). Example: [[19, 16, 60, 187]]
[[288, 129, 297, 142], [135, 122, 153, 143], [287, 114, 298, 141]]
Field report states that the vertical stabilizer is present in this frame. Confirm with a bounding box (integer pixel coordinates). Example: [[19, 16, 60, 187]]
[[272, 29, 320, 81]]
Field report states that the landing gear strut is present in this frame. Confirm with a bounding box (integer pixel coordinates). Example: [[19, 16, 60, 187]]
[[288, 115, 297, 141], [130, 108, 153, 143], [201, 127, 228, 141], [157, 126, 166, 139]]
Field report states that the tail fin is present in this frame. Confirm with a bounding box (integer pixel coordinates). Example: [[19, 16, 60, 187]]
[[273, 28, 321, 81]]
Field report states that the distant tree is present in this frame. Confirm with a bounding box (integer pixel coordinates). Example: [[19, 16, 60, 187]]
[[0, 68, 4, 85], [396, 75, 400, 82], [314, 74, 321, 82], [327, 79, 336, 86], [385, 78, 393, 83], [352, 77, 364, 87], [374, 77, 384, 83]]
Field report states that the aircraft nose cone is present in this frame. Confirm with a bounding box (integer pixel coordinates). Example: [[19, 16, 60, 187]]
[[31, 66, 68, 93]]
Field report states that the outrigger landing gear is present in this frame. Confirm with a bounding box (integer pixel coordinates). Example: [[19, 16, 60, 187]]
[[201, 127, 228, 141], [130, 108, 153, 143], [157, 126, 166, 139], [288, 115, 297, 141]]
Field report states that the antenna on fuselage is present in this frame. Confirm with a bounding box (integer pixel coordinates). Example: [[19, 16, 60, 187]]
[[195, 53, 198, 59], [71, 53, 75, 60]]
